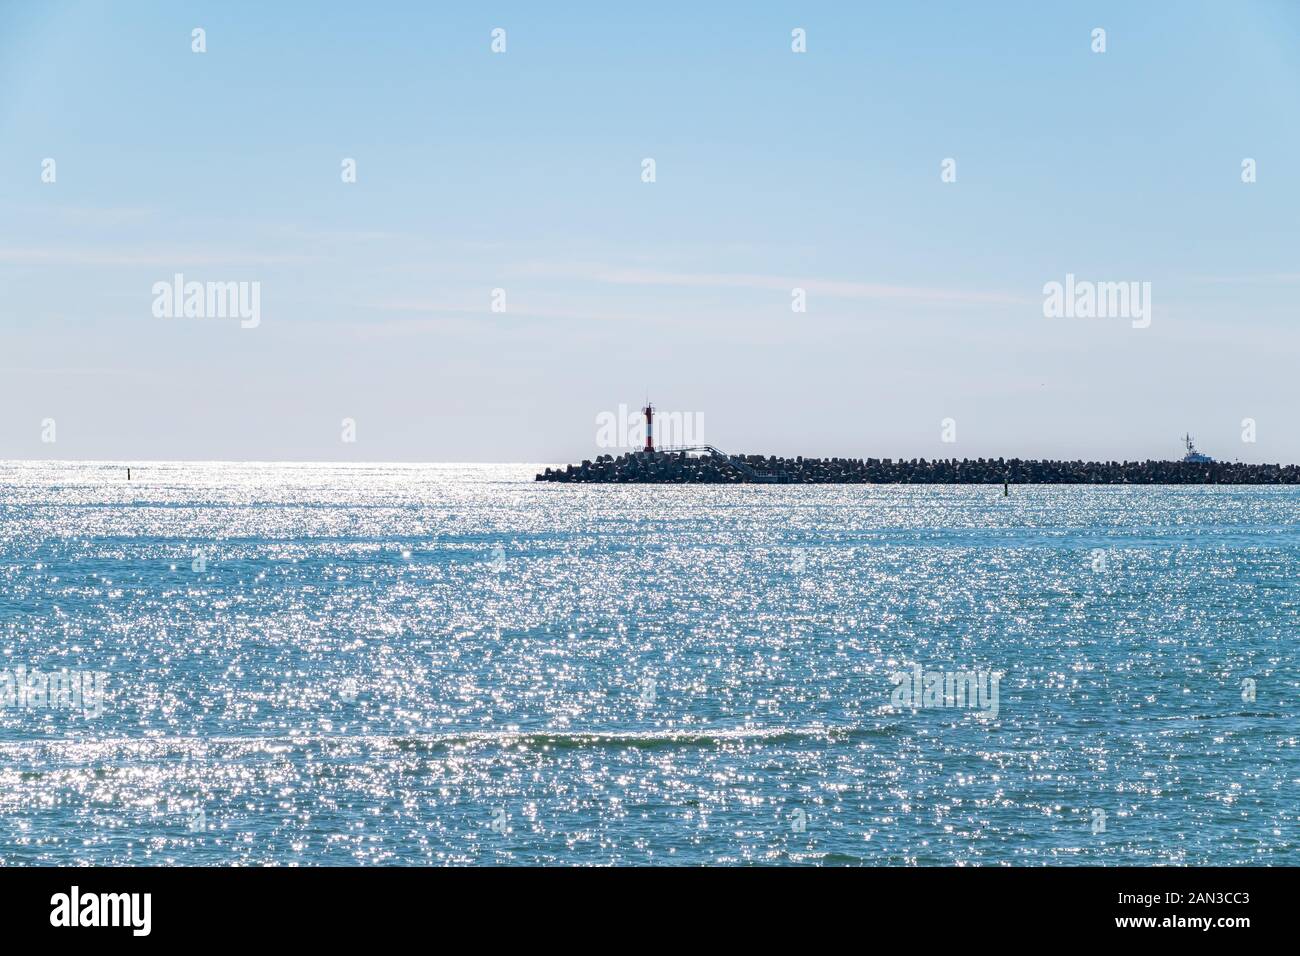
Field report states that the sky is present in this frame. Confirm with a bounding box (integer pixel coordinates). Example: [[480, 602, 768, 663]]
[[1, 0, 1298, 463]]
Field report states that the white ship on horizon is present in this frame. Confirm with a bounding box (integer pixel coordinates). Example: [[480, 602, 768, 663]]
[[1181, 433, 1213, 464]]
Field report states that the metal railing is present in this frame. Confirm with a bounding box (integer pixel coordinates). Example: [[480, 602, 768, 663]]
[[655, 445, 789, 483]]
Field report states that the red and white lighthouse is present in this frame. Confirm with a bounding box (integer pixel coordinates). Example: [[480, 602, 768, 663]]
[[642, 402, 655, 452]]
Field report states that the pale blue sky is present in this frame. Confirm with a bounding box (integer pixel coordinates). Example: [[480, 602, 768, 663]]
[[1, 1, 1298, 462]]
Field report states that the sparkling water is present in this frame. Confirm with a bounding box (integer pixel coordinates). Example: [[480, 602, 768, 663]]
[[1, 462, 1295, 865]]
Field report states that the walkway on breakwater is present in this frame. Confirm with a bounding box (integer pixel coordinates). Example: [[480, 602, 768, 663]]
[[536, 447, 1300, 484]]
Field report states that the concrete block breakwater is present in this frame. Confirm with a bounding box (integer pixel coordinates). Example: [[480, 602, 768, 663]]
[[536, 450, 1300, 484]]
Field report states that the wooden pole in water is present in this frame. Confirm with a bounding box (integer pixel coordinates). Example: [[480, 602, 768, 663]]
[[1003, 478, 1008, 496], [127, 467, 131, 481]]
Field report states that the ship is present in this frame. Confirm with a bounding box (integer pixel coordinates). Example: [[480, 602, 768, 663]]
[[1181, 433, 1213, 464]]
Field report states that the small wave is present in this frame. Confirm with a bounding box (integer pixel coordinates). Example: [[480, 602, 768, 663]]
[[0, 724, 879, 756], [1152, 711, 1290, 721], [402, 726, 860, 750]]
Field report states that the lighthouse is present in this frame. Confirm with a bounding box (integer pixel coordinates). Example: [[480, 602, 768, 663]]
[[643, 402, 655, 452]]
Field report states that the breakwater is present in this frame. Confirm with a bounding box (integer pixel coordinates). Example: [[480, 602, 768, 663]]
[[536, 449, 1300, 484]]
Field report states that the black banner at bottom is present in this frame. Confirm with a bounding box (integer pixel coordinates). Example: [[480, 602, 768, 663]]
[[0, 865, 1284, 942]]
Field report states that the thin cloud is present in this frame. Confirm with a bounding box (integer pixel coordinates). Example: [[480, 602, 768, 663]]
[[1188, 272, 1300, 285], [513, 261, 1027, 305], [0, 246, 315, 266]]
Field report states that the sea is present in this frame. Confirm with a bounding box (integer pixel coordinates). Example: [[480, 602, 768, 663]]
[[0, 461, 1295, 865]]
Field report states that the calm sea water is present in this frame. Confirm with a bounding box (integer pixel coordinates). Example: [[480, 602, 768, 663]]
[[0, 461, 1295, 866]]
